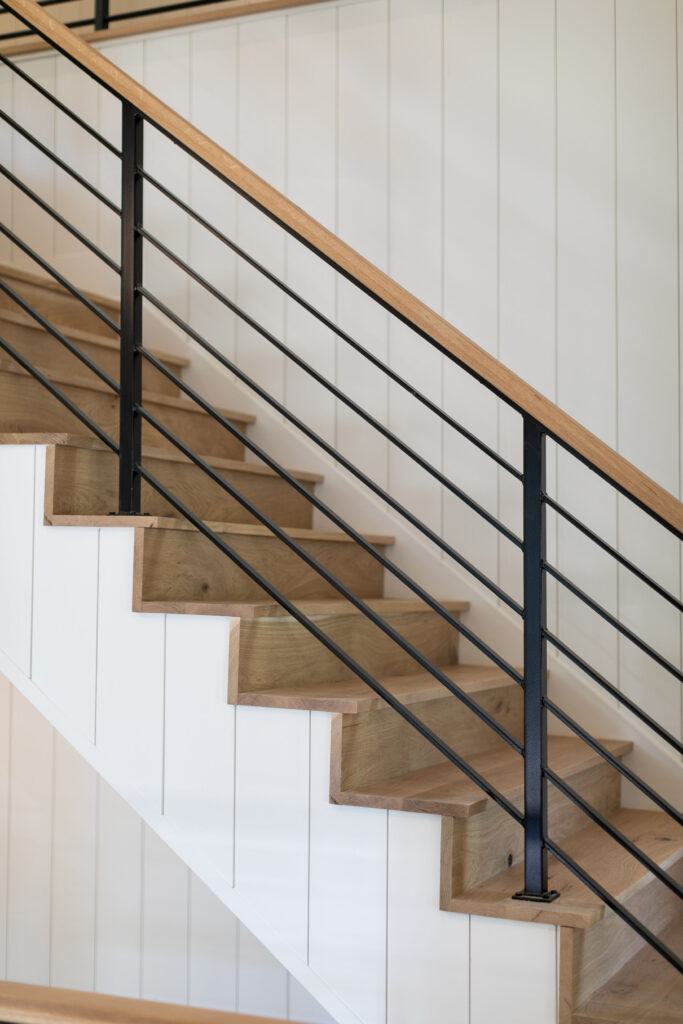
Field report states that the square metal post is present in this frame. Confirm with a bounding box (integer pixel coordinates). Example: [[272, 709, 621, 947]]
[[118, 101, 143, 515], [94, 0, 110, 31], [513, 416, 559, 903]]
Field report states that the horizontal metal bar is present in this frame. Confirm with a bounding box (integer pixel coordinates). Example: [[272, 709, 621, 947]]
[[0, 332, 119, 453], [140, 347, 524, 669], [0, 223, 120, 336], [545, 767, 683, 899], [545, 837, 683, 973], [544, 495, 683, 613], [138, 461, 525, 822], [0, 52, 121, 157], [0, 163, 120, 274], [545, 697, 682, 826], [0, 109, 121, 215], [544, 562, 683, 684], [544, 631, 683, 757], [138, 398, 523, 752], [106, 0, 230, 24], [0, 276, 119, 393], [550, 433, 683, 544], [139, 286, 527, 667], [139, 227, 523, 549], [139, 168, 522, 482]]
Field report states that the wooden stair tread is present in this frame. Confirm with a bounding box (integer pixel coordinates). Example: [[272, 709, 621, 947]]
[[0, 306, 190, 367], [0, 356, 255, 423], [0, 263, 119, 314], [573, 916, 683, 1023], [237, 663, 517, 712], [339, 735, 632, 818], [137, 596, 471, 618], [0, 433, 324, 483], [446, 808, 683, 929]]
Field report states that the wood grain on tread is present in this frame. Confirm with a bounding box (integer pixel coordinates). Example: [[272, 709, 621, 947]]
[[572, 918, 683, 1023], [228, 602, 469, 700], [446, 809, 683, 929], [134, 520, 390, 605], [45, 440, 319, 528], [0, 306, 187, 396], [0, 358, 252, 459], [0, 264, 119, 337], [237, 664, 517, 713], [442, 761, 621, 901], [0, 980, 308, 1024], [3, 0, 681, 532], [334, 735, 630, 818]]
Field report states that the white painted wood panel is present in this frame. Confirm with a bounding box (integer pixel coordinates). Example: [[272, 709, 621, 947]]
[[50, 732, 97, 990], [187, 873, 238, 1012], [95, 778, 143, 997], [470, 916, 557, 1024], [5, 687, 54, 984], [95, 528, 165, 817], [163, 614, 234, 878], [237, 922, 289, 1018], [234, 706, 310, 961], [0, 445, 35, 677], [387, 811, 469, 1024], [308, 712, 387, 1024], [32, 449, 99, 742], [141, 826, 190, 1004], [0, 675, 10, 976]]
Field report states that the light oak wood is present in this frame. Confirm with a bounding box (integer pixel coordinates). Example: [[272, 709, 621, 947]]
[[572, 917, 683, 1023], [45, 438, 319, 528], [0, 307, 187, 397], [445, 809, 683, 930], [2, 0, 681, 533], [134, 519, 390, 606], [0, 357, 253, 459], [0, 264, 119, 337], [0, 0, 339, 56], [227, 602, 468, 701], [0, 980, 310, 1024], [334, 734, 629, 817], [441, 761, 621, 899], [236, 664, 516, 713], [332, 684, 523, 796]]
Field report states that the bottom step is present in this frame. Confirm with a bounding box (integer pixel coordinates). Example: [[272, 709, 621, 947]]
[[573, 917, 683, 1023]]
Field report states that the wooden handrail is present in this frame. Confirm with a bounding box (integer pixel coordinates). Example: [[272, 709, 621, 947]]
[[2, 0, 682, 535], [0, 980, 305, 1024]]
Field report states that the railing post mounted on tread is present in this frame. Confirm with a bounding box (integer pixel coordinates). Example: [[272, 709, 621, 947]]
[[118, 100, 143, 516], [514, 417, 559, 904]]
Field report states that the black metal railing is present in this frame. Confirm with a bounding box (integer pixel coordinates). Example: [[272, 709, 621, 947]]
[[0, 0, 681, 976], [0, 0, 235, 41]]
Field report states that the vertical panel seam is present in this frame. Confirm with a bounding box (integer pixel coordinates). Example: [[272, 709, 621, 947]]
[[93, 528, 101, 746], [29, 446, 37, 679], [3, 685, 12, 978], [161, 614, 167, 816], [47, 727, 56, 986]]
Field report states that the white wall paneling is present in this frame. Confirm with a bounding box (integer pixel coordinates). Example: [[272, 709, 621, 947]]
[[470, 916, 557, 1024], [0, 445, 35, 676], [0, 682, 333, 1024], [308, 711, 388, 1024]]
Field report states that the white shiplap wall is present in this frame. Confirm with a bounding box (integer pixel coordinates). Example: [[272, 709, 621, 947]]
[[0, 672, 335, 1024], [0, 0, 680, 755], [0, 444, 560, 1024]]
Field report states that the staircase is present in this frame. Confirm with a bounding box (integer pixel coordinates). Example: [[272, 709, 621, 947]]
[[0, 0, 681, 1021], [0, 263, 680, 1022]]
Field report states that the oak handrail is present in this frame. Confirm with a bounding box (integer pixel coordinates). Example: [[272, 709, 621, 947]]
[[0, 981, 303, 1024], [2, 0, 682, 535]]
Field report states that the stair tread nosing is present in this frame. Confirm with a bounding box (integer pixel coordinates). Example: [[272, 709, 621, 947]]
[[446, 808, 683, 929], [135, 596, 471, 618], [237, 663, 517, 713], [336, 735, 633, 817]]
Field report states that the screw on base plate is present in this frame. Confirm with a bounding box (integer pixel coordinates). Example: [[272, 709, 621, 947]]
[[512, 889, 561, 903]]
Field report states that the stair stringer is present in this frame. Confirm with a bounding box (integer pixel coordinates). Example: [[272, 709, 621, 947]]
[[0, 442, 562, 1024]]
